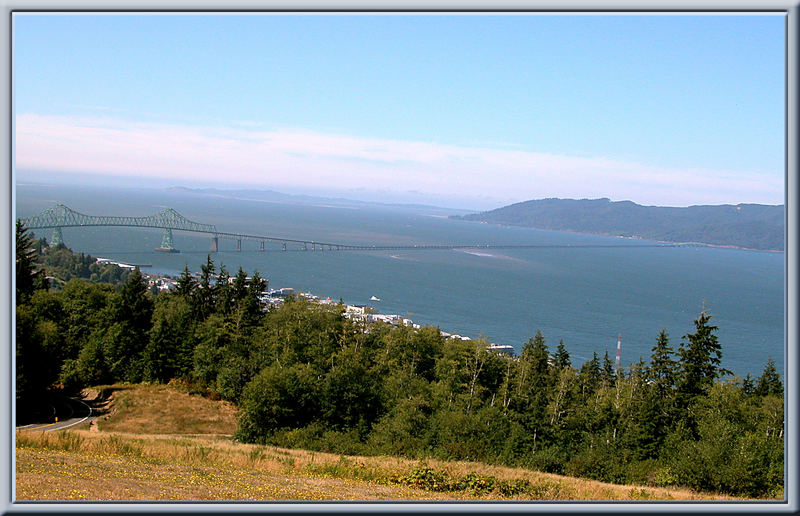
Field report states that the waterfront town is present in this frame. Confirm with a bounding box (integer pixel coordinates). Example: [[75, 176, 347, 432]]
[[99, 258, 515, 354]]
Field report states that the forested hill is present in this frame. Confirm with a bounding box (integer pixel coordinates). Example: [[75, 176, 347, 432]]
[[452, 198, 784, 251]]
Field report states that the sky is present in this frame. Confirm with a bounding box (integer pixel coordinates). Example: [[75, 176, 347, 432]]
[[13, 13, 785, 210]]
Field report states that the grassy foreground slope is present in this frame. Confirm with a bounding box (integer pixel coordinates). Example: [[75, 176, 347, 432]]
[[15, 384, 743, 501]]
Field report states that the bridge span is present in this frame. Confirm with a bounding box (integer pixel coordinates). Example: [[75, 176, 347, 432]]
[[19, 204, 684, 253]]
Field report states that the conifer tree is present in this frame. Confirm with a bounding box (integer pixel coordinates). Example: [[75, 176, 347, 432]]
[[15, 221, 43, 304], [215, 264, 232, 315], [521, 330, 549, 381], [108, 267, 154, 382], [755, 358, 783, 397], [175, 265, 195, 297], [579, 351, 602, 397], [554, 339, 571, 369], [648, 329, 678, 395], [602, 350, 615, 385], [741, 373, 756, 396], [193, 255, 217, 319], [676, 311, 729, 407], [232, 266, 249, 303]]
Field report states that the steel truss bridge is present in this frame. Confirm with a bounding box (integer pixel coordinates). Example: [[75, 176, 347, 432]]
[[19, 204, 686, 253]]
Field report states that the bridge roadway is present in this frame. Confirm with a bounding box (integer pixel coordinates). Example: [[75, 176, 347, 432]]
[[266, 243, 679, 251], [19, 204, 684, 252]]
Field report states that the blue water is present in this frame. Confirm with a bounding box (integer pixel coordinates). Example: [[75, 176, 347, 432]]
[[16, 183, 785, 378]]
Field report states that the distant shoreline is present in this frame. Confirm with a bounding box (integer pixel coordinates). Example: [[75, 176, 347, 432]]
[[453, 197, 784, 253], [458, 219, 784, 254]]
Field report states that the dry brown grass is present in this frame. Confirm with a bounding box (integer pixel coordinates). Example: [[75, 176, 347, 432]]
[[14, 383, 748, 502], [88, 383, 238, 436], [15, 430, 476, 501], [15, 429, 741, 502]]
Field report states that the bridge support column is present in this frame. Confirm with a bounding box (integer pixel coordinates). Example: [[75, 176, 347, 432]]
[[50, 227, 64, 247], [282, 243, 287, 252], [259, 241, 265, 252], [237, 239, 242, 252], [156, 228, 177, 252], [210, 235, 218, 252]]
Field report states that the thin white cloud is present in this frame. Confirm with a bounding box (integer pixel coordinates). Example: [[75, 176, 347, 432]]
[[14, 113, 783, 207]]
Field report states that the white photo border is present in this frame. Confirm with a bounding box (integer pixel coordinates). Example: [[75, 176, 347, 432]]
[[2, 2, 797, 514]]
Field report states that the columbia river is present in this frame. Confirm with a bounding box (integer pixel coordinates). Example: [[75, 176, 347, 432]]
[[16, 183, 785, 378]]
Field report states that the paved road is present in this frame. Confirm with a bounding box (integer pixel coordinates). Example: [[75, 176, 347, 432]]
[[16, 396, 94, 432]]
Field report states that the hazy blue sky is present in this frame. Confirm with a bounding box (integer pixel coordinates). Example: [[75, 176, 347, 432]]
[[13, 13, 784, 209]]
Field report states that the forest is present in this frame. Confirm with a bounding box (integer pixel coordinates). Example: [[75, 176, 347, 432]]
[[15, 222, 784, 498]]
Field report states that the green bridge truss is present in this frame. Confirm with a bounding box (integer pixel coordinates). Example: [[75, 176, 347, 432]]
[[17, 203, 682, 254], [19, 204, 218, 251], [17, 204, 351, 252]]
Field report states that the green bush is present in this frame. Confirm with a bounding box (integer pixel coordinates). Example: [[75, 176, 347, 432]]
[[395, 467, 453, 492]]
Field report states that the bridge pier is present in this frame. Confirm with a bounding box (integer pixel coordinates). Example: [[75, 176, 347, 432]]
[[156, 228, 178, 253], [210, 236, 218, 252], [282, 243, 287, 251], [236, 239, 242, 252], [259, 241, 265, 252], [50, 227, 64, 247]]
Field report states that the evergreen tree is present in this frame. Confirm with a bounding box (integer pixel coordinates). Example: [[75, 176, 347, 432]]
[[243, 270, 267, 323], [514, 331, 552, 415], [677, 311, 727, 403], [554, 339, 571, 369], [232, 266, 249, 303], [579, 351, 602, 396], [602, 350, 615, 385], [755, 358, 783, 397], [107, 268, 154, 382], [175, 265, 196, 297], [144, 295, 195, 383], [215, 264, 232, 315], [741, 373, 756, 396], [193, 255, 216, 319], [648, 329, 678, 396], [16, 221, 44, 304], [521, 330, 550, 382]]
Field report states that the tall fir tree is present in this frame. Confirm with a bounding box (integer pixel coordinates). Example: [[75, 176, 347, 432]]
[[215, 264, 232, 315], [648, 329, 678, 396], [554, 339, 571, 369], [15, 221, 44, 304], [676, 311, 729, 409], [602, 350, 616, 385], [579, 351, 602, 397], [108, 267, 154, 382], [175, 265, 196, 297], [755, 358, 783, 397], [193, 255, 217, 320], [232, 266, 249, 303]]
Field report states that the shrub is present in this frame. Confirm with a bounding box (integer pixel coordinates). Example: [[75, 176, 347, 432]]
[[394, 467, 453, 492]]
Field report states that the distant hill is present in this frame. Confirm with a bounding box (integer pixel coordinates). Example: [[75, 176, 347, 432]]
[[452, 198, 784, 251]]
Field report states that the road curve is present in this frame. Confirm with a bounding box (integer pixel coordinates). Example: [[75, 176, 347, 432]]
[[16, 397, 93, 432]]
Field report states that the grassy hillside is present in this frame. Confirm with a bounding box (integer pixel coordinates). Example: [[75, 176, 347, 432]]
[[15, 384, 747, 502], [87, 383, 238, 436], [454, 198, 784, 251]]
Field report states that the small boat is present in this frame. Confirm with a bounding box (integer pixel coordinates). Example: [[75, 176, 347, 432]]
[[370, 295, 381, 301]]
